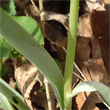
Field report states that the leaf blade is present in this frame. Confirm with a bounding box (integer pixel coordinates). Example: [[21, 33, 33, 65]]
[[12, 16, 44, 45], [0, 78, 30, 110], [0, 8, 64, 109], [0, 92, 15, 110], [68, 81, 110, 106]]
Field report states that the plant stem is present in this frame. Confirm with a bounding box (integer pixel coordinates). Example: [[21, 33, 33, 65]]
[[64, 0, 79, 109], [44, 78, 52, 110], [30, 0, 40, 15], [0, 58, 2, 78]]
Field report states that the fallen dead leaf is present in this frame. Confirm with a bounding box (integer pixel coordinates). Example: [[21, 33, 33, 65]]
[[44, 20, 67, 58], [89, 7, 110, 77], [74, 35, 110, 110], [44, 21, 67, 43], [77, 14, 91, 43], [44, 11, 69, 30], [30, 4, 69, 30], [98, 37, 110, 76], [85, 0, 104, 12], [104, 0, 110, 4], [89, 10, 109, 37], [57, 37, 67, 62], [72, 6, 110, 109], [15, 63, 56, 110]]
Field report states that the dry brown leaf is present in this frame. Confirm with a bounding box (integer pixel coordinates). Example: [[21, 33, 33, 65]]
[[77, 14, 91, 43], [73, 6, 110, 109], [15, 63, 56, 110], [85, 0, 104, 12], [76, 38, 91, 62], [83, 36, 110, 84], [44, 11, 69, 30], [104, 0, 110, 4], [89, 7, 110, 76], [89, 10, 109, 37], [44, 21, 66, 43], [44, 20, 67, 58], [57, 37, 91, 62], [73, 91, 102, 110], [57, 37, 67, 62], [98, 37, 110, 76], [74, 36, 110, 110]]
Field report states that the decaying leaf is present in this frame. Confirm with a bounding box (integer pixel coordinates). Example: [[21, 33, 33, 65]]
[[44, 20, 67, 58], [72, 5, 110, 109], [98, 37, 110, 76], [44, 21, 67, 43], [44, 11, 69, 30], [77, 14, 91, 43], [15, 63, 56, 110], [85, 0, 104, 12], [74, 35, 110, 110], [89, 10, 109, 37], [103, 0, 110, 4], [89, 7, 110, 77]]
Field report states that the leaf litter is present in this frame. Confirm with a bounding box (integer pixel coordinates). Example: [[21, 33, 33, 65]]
[[1, 0, 110, 110]]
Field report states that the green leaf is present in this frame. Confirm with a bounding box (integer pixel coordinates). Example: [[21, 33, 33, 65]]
[[0, 36, 13, 59], [12, 16, 44, 45], [0, 78, 30, 110], [68, 81, 110, 106], [10, 49, 20, 58], [0, 8, 64, 109], [0, 15, 44, 59], [54, 58, 62, 71], [6, 0, 16, 15], [0, 92, 15, 110], [40, 86, 45, 91]]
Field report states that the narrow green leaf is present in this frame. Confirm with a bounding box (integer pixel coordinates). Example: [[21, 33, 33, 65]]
[[0, 78, 30, 110], [0, 8, 64, 109], [68, 81, 110, 106], [0, 92, 15, 110]]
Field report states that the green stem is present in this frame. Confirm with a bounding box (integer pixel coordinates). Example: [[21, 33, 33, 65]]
[[64, 0, 79, 109], [0, 58, 2, 78]]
